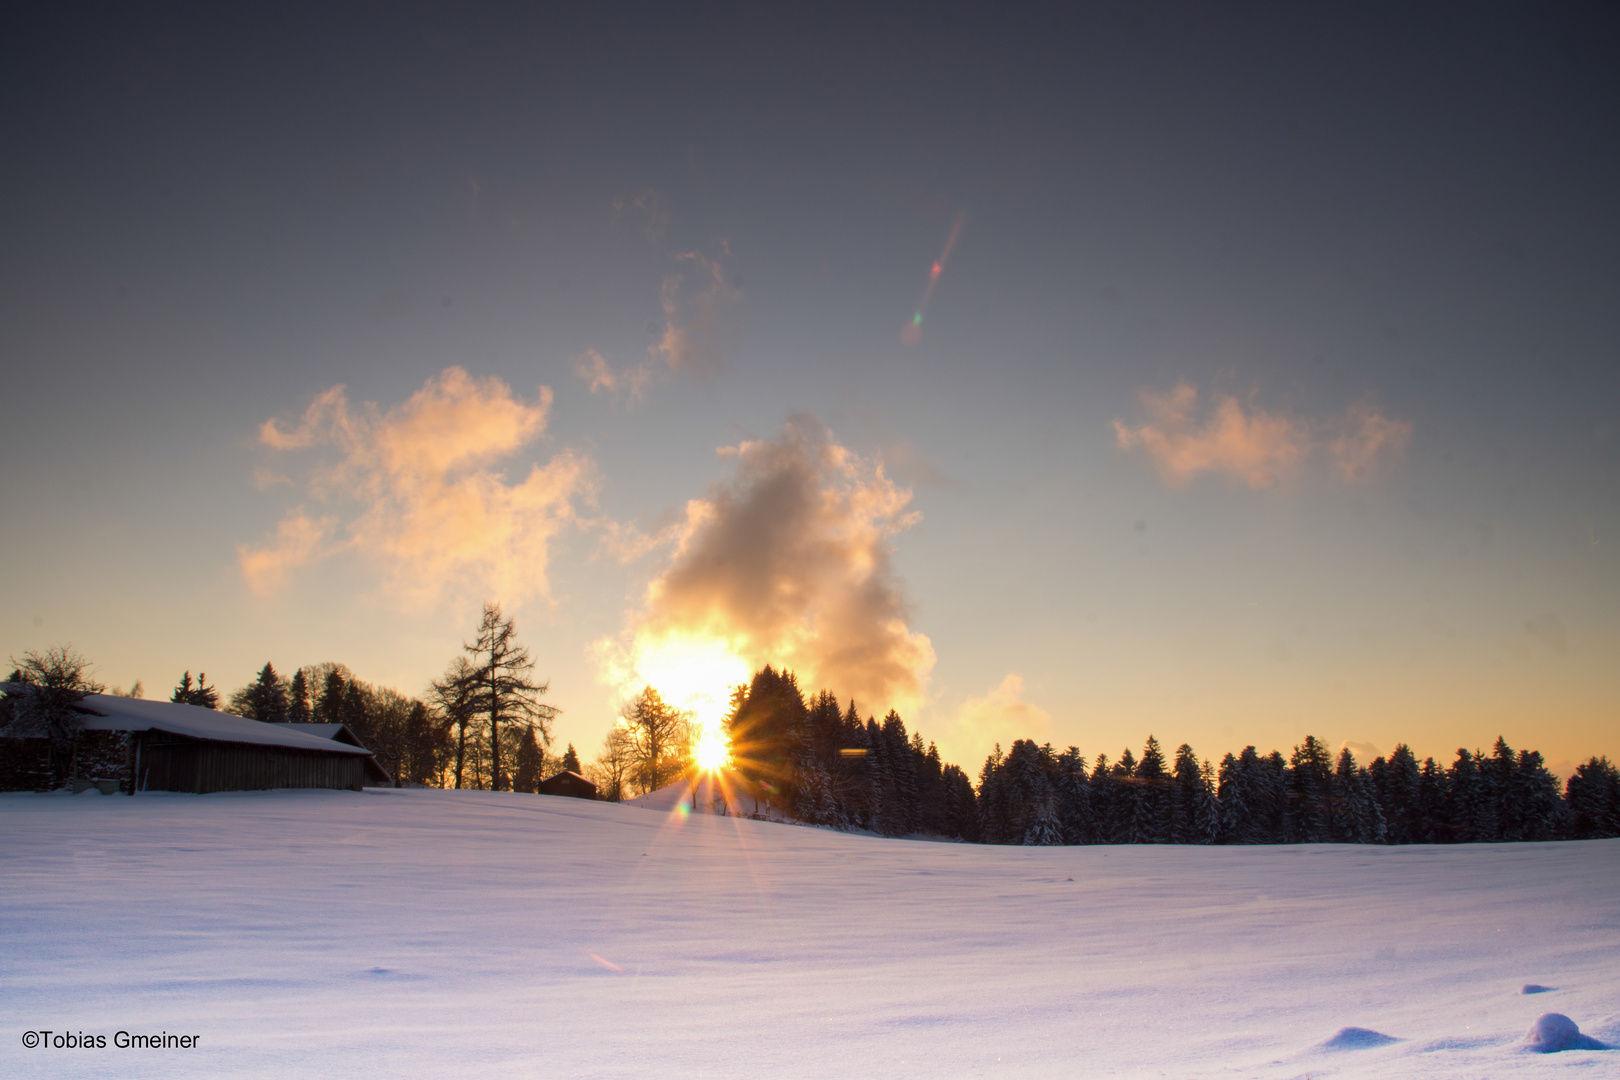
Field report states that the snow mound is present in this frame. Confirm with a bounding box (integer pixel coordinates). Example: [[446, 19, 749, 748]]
[[1320, 1026, 1400, 1050], [1520, 983, 1555, 995], [1523, 1013, 1608, 1053]]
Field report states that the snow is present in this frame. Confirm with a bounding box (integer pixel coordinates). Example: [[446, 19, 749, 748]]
[[62, 693, 370, 755], [624, 775, 750, 816], [1, 788, 1616, 1079], [1320, 1027, 1401, 1051], [1523, 1014, 1609, 1053]]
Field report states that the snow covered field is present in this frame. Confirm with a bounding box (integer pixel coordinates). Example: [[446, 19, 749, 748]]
[[2, 789, 1616, 1079]]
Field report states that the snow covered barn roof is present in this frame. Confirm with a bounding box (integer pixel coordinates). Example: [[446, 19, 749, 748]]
[[4, 688, 372, 756]]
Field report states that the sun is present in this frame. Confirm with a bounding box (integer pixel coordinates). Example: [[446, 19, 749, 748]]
[[693, 727, 731, 772], [620, 630, 746, 774]]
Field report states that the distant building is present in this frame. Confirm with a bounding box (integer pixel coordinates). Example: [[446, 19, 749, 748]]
[[263, 723, 393, 786], [1, 687, 376, 794], [539, 770, 598, 800]]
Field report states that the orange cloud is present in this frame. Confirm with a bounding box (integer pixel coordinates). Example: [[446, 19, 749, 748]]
[[596, 414, 934, 719], [579, 248, 740, 402], [1112, 383, 1309, 489], [237, 510, 335, 596], [1114, 383, 1409, 488], [937, 674, 1053, 769], [242, 367, 592, 607], [1331, 399, 1414, 481]]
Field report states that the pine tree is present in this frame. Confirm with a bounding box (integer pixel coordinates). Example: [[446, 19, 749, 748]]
[[1113, 747, 1140, 843], [1001, 740, 1060, 845], [1193, 759, 1220, 843], [1417, 757, 1447, 842], [1511, 749, 1565, 841], [915, 735, 947, 835], [1287, 736, 1335, 843], [1089, 753, 1119, 843], [560, 744, 581, 774], [1380, 744, 1422, 843], [1476, 737, 1516, 842], [237, 662, 290, 723], [316, 669, 346, 724], [513, 726, 545, 793], [942, 764, 979, 841], [977, 743, 1007, 843], [1055, 747, 1094, 844], [1565, 757, 1620, 839], [881, 711, 920, 836], [1134, 736, 1170, 843], [726, 667, 808, 814], [1170, 743, 1202, 843], [1217, 751, 1252, 844], [1446, 749, 1481, 843], [170, 671, 219, 709], [287, 668, 312, 724]]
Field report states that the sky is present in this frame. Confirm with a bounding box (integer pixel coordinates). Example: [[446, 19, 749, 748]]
[[2, 2, 1616, 778]]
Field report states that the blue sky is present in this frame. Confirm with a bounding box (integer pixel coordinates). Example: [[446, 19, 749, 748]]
[[3, 3, 1616, 774]]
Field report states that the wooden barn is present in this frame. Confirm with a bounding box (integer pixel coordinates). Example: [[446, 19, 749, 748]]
[[264, 723, 393, 786], [539, 770, 598, 800], [48, 693, 375, 794]]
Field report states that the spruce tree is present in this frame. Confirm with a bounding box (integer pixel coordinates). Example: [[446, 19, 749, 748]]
[[1381, 744, 1422, 843], [1217, 751, 1252, 844], [1565, 757, 1620, 839], [239, 662, 290, 723], [287, 668, 312, 724], [1511, 749, 1565, 841], [1170, 743, 1202, 843], [509, 726, 542, 793], [1055, 747, 1094, 844], [1416, 757, 1447, 842], [977, 743, 1007, 843], [881, 711, 920, 835], [1446, 749, 1481, 843], [1193, 759, 1220, 843], [942, 764, 979, 841], [316, 669, 346, 724], [1287, 736, 1334, 843], [560, 743, 582, 774], [170, 671, 219, 709]]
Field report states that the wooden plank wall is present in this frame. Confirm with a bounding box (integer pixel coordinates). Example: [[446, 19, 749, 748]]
[[138, 734, 364, 793]]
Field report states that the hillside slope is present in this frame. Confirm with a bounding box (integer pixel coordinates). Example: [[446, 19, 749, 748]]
[[2, 789, 1616, 1078]]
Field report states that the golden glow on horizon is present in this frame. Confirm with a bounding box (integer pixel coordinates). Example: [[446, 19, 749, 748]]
[[617, 631, 746, 774]]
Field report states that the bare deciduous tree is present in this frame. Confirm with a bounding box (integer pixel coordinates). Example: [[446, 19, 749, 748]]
[[624, 687, 690, 796], [3, 645, 104, 786], [588, 724, 637, 802]]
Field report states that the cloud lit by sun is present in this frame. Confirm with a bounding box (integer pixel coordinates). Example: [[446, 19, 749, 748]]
[[592, 415, 935, 765]]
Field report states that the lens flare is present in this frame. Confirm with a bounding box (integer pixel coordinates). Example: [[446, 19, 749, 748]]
[[900, 211, 967, 346]]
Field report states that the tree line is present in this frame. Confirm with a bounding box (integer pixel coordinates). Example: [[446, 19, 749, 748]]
[[0, 604, 582, 794], [709, 665, 1620, 846]]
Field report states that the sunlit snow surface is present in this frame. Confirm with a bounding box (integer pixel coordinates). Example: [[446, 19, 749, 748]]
[[2, 789, 1616, 1079]]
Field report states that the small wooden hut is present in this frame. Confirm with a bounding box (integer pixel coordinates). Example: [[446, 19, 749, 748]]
[[539, 770, 598, 800]]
